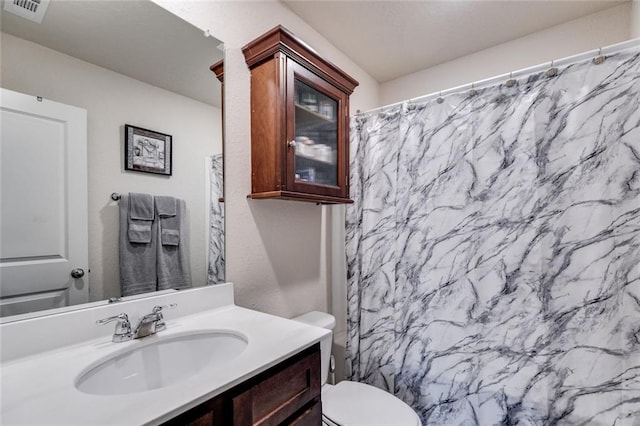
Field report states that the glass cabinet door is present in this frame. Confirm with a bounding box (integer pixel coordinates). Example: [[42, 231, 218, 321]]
[[286, 60, 348, 199], [293, 79, 339, 187]]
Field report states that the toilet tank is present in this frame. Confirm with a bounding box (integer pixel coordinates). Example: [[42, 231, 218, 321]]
[[292, 311, 335, 386]]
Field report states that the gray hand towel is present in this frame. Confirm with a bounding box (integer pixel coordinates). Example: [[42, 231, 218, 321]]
[[119, 194, 157, 296], [129, 192, 154, 220], [155, 195, 179, 246], [155, 195, 176, 217], [161, 228, 180, 246], [128, 193, 154, 243], [128, 222, 152, 244], [156, 198, 191, 291]]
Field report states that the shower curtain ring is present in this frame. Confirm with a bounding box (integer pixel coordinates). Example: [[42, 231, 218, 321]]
[[505, 71, 516, 88], [436, 92, 444, 104], [546, 60, 558, 77], [469, 83, 477, 97], [593, 48, 606, 65]]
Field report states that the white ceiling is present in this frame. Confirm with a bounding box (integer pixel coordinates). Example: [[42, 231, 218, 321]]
[[282, 0, 628, 83], [1, 0, 224, 107], [2, 1, 626, 99]]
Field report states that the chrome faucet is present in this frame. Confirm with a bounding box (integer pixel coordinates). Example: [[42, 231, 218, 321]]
[[133, 304, 176, 338], [97, 313, 133, 342], [97, 304, 177, 342]]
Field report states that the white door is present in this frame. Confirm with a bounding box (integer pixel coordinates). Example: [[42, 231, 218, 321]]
[[0, 88, 88, 317]]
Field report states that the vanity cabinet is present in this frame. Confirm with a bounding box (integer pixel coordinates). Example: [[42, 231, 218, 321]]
[[242, 25, 359, 204], [163, 343, 321, 426]]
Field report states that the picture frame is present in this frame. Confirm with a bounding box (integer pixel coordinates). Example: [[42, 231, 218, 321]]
[[124, 124, 172, 176]]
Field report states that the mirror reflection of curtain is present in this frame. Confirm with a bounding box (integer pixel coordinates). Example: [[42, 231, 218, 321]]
[[207, 154, 225, 285], [346, 48, 640, 425]]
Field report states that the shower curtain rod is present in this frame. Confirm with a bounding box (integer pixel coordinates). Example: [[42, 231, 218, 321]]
[[357, 37, 640, 116]]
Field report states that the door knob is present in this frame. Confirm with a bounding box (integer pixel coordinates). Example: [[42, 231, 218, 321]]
[[71, 268, 85, 279]]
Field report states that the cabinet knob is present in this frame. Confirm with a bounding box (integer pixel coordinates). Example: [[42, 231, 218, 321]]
[[288, 140, 296, 148]]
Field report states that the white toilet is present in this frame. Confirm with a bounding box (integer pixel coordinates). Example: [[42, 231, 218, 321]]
[[293, 311, 421, 426]]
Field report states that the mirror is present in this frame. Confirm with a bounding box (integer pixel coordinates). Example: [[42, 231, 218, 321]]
[[0, 0, 224, 321]]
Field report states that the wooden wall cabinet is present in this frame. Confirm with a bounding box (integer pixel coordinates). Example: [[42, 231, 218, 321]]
[[242, 26, 359, 204], [163, 343, 321, 426]]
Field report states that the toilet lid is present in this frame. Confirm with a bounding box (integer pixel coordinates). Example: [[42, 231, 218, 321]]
[[322, 381, 421, 426]]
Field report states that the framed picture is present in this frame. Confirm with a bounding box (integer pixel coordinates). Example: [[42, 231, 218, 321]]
[[124, 124, 172, 176]]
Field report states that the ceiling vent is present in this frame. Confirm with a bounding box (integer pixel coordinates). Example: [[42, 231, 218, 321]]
[[3, 0, 50, 24]]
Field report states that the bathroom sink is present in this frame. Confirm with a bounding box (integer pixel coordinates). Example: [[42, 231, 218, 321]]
[[75, 330, 248, 395]]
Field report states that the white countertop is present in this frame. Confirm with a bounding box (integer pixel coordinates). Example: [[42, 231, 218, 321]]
[[0, 289, 329, 425]]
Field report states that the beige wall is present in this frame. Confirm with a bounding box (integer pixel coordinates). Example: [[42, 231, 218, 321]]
[[633, 0, 640, 38], [152, 0, 638, 382], [1, 33, 222, 302], [154, 0, 379, 320], [380, 3, 633, 105], [152, 1, 380, 382]]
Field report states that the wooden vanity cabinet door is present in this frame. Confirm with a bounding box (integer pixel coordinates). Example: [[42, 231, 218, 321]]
[[162, 394, 231, 426], [232, 345, 321, 425], [161, 344, 321, 426], [286, 401, 323, 426]]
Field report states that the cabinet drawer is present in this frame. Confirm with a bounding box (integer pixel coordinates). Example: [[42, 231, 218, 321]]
[[287, 401, 322, 426], [233, 346, 321, 425], [163, 394, 229, 426]]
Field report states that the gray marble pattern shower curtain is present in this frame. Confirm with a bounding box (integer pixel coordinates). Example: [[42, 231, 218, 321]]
[[207, 153, 225, 285], [346, 48, 640, 425]]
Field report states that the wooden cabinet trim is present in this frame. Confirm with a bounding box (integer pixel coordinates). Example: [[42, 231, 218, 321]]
[[210, 59, 224, 83], [242, 25, 358, 95], [248, 190, 353, 204]]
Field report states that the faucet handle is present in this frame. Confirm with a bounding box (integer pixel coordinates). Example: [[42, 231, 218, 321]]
[[152, 304, 177, 332], [152, 303, 177, 313], [97, 313, 133, 342]]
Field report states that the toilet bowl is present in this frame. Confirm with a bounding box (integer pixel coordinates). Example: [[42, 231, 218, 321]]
[[293, 312, 421, 426]]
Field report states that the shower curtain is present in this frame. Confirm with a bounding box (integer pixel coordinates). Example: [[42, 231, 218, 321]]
[[207, 153, 225, 285], [346, 48, 640, 425]]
